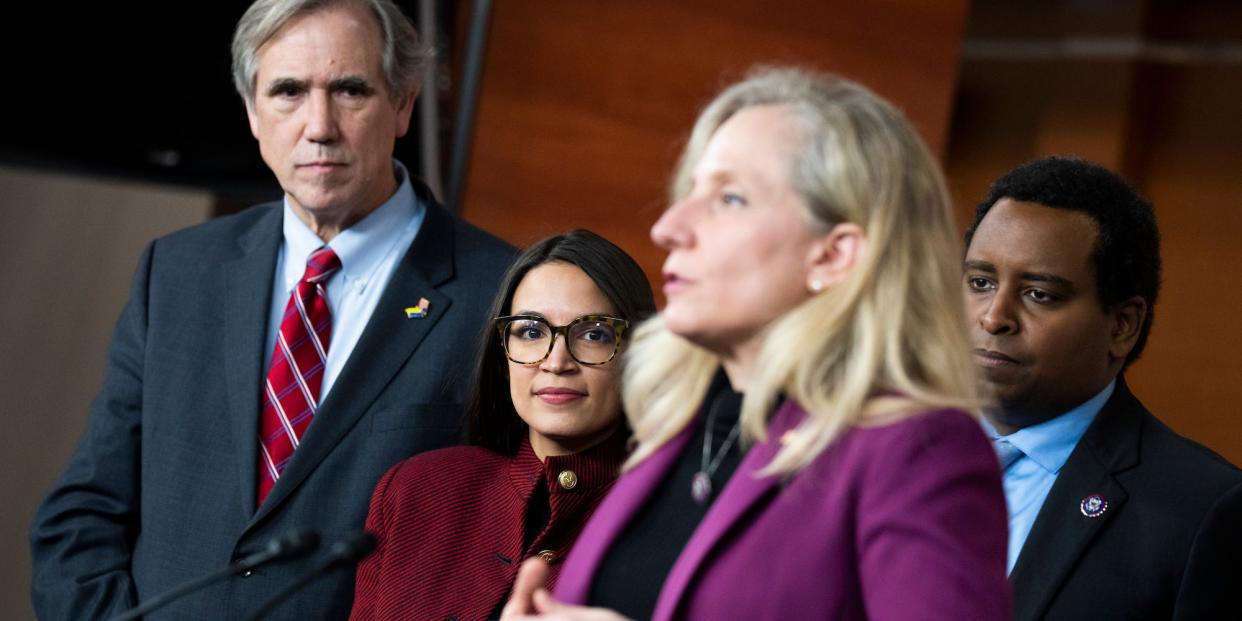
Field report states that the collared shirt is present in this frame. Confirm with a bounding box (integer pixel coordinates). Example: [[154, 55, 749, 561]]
[[263, 161, 426, 400], [984, 379, 1116, 574]]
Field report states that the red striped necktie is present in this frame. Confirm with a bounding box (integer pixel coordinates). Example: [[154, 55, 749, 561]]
[[257, 246, 341, 505]]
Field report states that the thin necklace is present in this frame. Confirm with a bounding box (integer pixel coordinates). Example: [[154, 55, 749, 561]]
[[691, 397, 742, 505]]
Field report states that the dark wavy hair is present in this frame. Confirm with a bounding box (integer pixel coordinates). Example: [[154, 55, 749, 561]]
[[964, 156, 1162, 368], [464, 229, 656, 455]]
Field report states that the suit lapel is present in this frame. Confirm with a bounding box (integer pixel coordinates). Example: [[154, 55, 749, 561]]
[[223, 206, 283, 518], [652, 401, 805, 621], [1010, 381, 1142, 621], [556, 427, 696, 604], [251, 199, 459, 525]]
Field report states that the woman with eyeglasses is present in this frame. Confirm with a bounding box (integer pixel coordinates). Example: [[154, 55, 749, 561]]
[[501, 68, 1009, 620], [350, 230, 656, 621]]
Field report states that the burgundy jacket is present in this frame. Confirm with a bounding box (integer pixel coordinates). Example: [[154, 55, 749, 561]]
[[351, 433, 626, 621], [556, 401, 1011, 620]]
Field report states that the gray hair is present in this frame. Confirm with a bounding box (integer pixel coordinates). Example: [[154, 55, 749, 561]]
[[231, 0, 433, 104]]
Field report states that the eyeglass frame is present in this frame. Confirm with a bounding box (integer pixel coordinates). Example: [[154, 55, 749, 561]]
[[494, 314, 631, 366]]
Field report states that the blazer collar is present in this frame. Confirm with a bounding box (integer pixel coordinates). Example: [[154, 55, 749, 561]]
[[1010, 377, 1144, 621], [553, 424, 697, 604], [223, 205, 283, 518], [240, 183, 461, 526], [555, 400, 806, 616], [651, 400, 804, 620], [507, 430, 630, 501]]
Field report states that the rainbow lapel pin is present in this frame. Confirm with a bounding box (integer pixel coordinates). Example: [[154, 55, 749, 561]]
[[404, 297, 431, 319]]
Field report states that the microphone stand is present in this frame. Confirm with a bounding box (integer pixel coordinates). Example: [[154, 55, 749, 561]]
[[109, 529, 320, 621], [245, 531, 376, 621]]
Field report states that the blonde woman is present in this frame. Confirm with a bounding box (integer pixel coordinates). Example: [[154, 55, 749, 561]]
[[502, 68, 1009, 620]]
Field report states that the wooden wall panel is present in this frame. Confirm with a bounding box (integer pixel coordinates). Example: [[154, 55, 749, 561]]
[[946, 1, 1242, 463], [458, 0, 970, 292], [1122, 65, 1242, 463]]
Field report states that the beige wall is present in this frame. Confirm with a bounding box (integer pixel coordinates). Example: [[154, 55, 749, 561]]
[[0, 165, 213, 620]]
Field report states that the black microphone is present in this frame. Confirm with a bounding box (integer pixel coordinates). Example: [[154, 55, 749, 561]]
[[109, 529, 320, 621], [245, 531, 377, 621], [233, 529, 321, 573]]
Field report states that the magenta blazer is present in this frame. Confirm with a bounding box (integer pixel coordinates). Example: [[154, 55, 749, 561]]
[[555, 400, 1011, 620]]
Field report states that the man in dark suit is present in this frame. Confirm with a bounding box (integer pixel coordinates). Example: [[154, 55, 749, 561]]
[[29, 0, 515, 619], [963, 156, 1242, 621]]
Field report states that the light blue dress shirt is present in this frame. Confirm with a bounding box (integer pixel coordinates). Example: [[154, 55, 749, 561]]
[[263, 161, 426, 400], [984, 379, 1116, 574]]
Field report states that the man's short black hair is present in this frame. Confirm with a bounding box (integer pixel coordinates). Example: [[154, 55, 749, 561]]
[[964, 156, 1162, 368]]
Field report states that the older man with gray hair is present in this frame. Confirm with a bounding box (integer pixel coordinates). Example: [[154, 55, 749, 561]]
[[30, 1, 515, 618]]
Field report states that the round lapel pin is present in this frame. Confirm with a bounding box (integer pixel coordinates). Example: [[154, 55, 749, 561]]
[[1080, 493, 1108, 518]]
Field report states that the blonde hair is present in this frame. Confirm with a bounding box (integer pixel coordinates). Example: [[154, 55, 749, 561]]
[[623, 67, 978, 475]]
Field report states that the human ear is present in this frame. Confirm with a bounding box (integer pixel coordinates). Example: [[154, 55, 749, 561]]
[[805, 223, 867, 293], [1109, 295, 1147, 360], [393, 86, 419, 138], [245, 101, 260, 139]]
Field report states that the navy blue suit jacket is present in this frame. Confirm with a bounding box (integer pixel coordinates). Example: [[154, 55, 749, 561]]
[[30, 182, 516, 620], [1011, 378, 1242, 620]]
